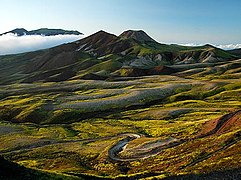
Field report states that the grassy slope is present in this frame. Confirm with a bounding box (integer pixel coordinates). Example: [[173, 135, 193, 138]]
[[0, 72, 240, 179]]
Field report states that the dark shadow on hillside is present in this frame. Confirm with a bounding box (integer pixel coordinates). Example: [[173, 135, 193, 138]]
[[163, 168, 241, 180], [0, 156, 70, 180]]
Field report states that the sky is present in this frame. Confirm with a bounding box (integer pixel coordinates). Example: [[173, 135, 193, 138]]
[[0, 0, 241, 54]]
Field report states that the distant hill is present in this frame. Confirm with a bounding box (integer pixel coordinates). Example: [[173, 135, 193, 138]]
[[0, 28, 83, 36], [228, 48, 241, 57]]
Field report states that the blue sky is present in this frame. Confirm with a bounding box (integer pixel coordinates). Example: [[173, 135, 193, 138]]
[[1, 0, 241, 44]]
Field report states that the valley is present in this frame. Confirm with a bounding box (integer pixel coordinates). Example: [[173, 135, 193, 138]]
[[0, 30, 241, 179]]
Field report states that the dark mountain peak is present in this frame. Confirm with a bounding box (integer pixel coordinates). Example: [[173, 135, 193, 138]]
[[28, 28, 82, 36], [0, 28, 28, 36], [204, 44, 215, 48], [119, 30, 156, 42], [89, 30, 117, 39], [97, 30, 109, 34], [74, 30, 122, 56], [13, 28, 27, 31], [0, 28, 82, 36], [77, 30, 118, 47]]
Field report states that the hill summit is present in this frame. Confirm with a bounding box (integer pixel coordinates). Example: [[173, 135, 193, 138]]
[[119, 30, 155, 42]]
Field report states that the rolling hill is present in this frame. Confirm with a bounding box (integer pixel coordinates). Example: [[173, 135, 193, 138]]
[[228, 48, 241, 57]]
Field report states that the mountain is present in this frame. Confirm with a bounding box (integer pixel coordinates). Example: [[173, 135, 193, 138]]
[[0, 28, 83, 36], [0, 30, 239, 84], [0, 28, 29, 36], [119, 30, 156, 42]]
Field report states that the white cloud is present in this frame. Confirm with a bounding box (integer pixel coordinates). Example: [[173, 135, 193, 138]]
[[0, 33, 83, 55], [180, 43, 241, 50], [216, 44, 241, 50], [179, 43, 205, 47]]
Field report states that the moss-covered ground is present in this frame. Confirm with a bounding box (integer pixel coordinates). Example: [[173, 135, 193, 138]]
[[0, 73, 240, 179]]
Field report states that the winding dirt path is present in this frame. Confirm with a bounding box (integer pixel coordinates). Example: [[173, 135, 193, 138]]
[[108, 134, 182, 162], [108, 134, 141, 161]]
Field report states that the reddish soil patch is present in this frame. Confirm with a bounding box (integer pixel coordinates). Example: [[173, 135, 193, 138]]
[[216, 111, 241, 134], [198, 110, 241, 137]]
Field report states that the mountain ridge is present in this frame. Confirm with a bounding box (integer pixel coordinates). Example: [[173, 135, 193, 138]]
[[0, 29, 239, 84], [0, 28, 83, 36]]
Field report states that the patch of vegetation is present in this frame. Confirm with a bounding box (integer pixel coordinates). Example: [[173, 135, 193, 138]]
[[0, 70, 240, 178]]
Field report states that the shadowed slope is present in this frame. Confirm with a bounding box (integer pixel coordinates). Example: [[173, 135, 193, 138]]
[[0, 156, 74, 180]]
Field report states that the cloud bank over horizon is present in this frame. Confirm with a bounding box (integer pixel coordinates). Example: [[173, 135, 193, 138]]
[[0, 33, 83, 55], [180, 43, 241, 50]]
